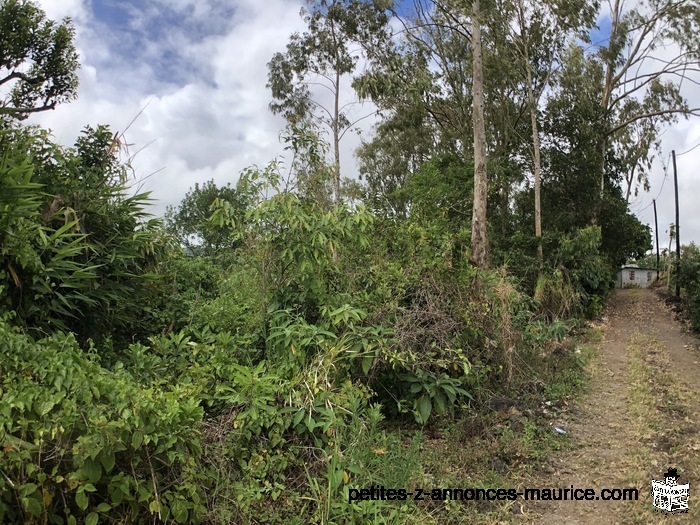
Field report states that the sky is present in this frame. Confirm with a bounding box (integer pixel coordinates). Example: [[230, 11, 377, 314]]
[[30, 0, 700, 249], [33, 0, 371, 213]]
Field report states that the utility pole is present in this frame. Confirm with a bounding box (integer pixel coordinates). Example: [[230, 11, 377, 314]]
[[653, 199, 660, 281], [672, 150, 680, 298]]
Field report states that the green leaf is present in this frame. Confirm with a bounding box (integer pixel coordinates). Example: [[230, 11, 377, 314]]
[[441, 384, 456, 395], [361, 356, 373, 374], [110, 487, 125, 505], [22, 495, 43, 517], [37, 399, 56, 416], [171, 500, 188, 523], [434, 394, 447, 414], [85, 512, 98, 525], [100, 451, 115, 473], [132, 430, 144, 449], [75, 490, 89, 511], [332, 468, 344, 488], [348, 465, 363, 475], [96, 502, 111, 512], [293, 408, 305, 427], [82, 459, 101, 483], [418, 395, 431, 424], [19, 483, 38, 497]]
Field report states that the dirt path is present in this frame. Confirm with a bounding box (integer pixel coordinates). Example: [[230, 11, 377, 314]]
[[520, 288, 700, 524]]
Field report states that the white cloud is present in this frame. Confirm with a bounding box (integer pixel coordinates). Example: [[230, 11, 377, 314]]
[[39, 0, 88, 23], [29, 0, 313, 214], [27, 0, 700, 245], [28, 0, 383, 218]]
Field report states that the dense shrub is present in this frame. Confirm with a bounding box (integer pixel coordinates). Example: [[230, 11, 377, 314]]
[[678, 243, 700, 332], [0, 316, 206, 524], [0, 126, 169, 345]]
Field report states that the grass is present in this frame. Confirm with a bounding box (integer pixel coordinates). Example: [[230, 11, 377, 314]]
[[624, 333, 699, 524]]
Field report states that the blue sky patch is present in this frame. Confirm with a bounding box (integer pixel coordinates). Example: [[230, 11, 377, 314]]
[[89, 0, 237, 86], [590, 15, 613, 49]]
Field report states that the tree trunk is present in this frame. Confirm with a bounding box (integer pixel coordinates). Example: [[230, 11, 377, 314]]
[[333, 67, 342, 203], [594, 0, 621, 224], [528, 85, 543, 261], [470, 0, 488, 268], [624, 164, 636, 203], [521, 32, 543, 262]]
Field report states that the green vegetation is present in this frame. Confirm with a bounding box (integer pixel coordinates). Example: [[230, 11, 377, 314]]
[[677, 243, 700, 332], [625, 334, 700, 522], [637, 242, 700, 332], [2, 0, 693, 523], [0, 0, 79, 120]]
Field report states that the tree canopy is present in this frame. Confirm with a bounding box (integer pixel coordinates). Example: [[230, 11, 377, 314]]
[[0, 0, 79, 120]]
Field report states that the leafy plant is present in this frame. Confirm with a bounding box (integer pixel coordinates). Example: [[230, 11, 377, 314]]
[[0, 316, 206, 524]]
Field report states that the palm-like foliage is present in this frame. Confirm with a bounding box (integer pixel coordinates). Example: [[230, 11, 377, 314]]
[[0, 126, 170, 343]]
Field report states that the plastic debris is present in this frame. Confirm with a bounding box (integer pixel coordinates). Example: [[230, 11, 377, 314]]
[[554, 427, 567, 435]]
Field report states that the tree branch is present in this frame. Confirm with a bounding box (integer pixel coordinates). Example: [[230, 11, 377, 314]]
[[607, 107, 700, 136], [0, 102, 58, 116]]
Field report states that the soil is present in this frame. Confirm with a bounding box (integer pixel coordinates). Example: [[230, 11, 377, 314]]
[[517, 288, 700, 524]]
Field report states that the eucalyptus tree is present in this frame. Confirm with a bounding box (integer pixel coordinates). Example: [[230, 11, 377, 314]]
[[267, 0, 391, 203], [353, 5, 471, 218], [355, 0, 497, 264], [492, 0, 596, 260], [355, 100, 437, 218], [0, 0, 79, 120], [398, 0, 490, 266], [595, 0, 700, 210], [469, 0, 488, 267]]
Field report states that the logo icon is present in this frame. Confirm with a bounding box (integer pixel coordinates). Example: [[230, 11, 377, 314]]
[[651, 468, 689, 512]]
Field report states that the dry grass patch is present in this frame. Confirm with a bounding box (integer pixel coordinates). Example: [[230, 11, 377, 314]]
[[625, 334, 699, 523]]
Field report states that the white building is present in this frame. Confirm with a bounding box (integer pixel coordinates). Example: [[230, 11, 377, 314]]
[[616, 265, 658, 288]]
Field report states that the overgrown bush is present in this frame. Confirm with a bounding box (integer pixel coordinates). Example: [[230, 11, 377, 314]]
[[678, 243, 700, 331], [1, 127, 632, 524], [0, 315, 206, 524], [544, 226, 612, 318], [0, 126, 169, 345], [534, 270, 579, 321]]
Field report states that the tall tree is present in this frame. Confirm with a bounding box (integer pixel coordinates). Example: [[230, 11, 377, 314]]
[[164, 180, 250, 257], [267, 0, 390, 203], [595, 0, 700, 211], [355, 0, 502, 264], [542, 44, 604, 229], [496, 0, 596, 260], [0, 0, 79, 120], [470, 0, 488, 267], [354, 40, 446, 218]]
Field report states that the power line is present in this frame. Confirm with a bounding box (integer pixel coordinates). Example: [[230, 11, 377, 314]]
[[676, 140, 700, 157], [633, 151, 671, 214]]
